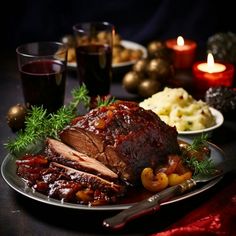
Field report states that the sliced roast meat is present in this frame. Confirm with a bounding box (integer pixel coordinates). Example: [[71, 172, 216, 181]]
[[60, 100, 180, 184], [16, 154, 124, 205], [49, 162, 123, 194], [45, 138, 118, 180], [59, 128, 102, 158]]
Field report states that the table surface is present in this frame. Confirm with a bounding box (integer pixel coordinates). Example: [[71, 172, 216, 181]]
[[0, 53, 236, 236]]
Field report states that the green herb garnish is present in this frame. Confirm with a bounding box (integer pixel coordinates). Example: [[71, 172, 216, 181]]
[[184, 156, 215, 176], [5, 84, 90, 156], [68, 84, 90, 110], [182, 134, 215, 177], [187, 133, 208, 151], [97, 96, 116, 107]]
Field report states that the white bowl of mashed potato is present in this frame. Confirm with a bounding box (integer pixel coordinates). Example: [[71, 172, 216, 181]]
[[139, 87, 224, 136]]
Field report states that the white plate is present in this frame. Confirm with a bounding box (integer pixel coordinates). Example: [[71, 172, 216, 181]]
[[67, 40, 148, 69], [178, 107, 224, 136], [1, 137, 224, 211]]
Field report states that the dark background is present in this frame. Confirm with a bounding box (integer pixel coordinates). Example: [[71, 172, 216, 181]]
[[1, 2, 236, 236], [2, 0, 236, 53]]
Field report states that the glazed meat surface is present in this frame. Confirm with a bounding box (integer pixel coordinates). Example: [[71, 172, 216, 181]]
[[60, 101, 180, 184]]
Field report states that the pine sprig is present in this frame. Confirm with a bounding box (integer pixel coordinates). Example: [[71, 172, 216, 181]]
[[5, 85, 90, 156]]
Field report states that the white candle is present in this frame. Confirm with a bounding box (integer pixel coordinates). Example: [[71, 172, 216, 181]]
[[197, 53, 226, 73]]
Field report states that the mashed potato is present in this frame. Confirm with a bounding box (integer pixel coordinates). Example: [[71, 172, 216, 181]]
[[139, 87, 216, 131]]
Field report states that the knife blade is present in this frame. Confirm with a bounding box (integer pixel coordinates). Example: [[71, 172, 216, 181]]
[[103, 157, 235, 230]]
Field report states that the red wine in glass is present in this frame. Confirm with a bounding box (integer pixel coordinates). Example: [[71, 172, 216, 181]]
[[20, 59, 66, 113], [75, 44, 112, 98]]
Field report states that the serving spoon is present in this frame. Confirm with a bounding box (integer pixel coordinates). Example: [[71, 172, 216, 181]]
[[103, 158, 236, 230]]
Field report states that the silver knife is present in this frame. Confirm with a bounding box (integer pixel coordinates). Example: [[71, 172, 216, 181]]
[[103, 158, 235, 230]]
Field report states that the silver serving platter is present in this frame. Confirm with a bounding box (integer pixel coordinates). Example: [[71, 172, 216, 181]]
[[1, 138, 224, 211]]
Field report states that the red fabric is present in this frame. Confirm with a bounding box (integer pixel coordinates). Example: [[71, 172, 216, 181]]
[[151, 180, 236, 236]]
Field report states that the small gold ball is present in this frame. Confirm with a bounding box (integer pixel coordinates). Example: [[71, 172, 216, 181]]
[[138, 79, 161, 98], [7, 104, 27, 132], [147, 41, 165, 55], [147, 40, 172, 61], [147, 58, 173, 80], [122, 71, 141, 94], [133, 59, 149, 74]]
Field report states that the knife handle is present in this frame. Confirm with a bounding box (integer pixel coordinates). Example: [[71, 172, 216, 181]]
[[178, 178, 197, 193], [103, 179, 197, 230], [103, 185, 179, 230]]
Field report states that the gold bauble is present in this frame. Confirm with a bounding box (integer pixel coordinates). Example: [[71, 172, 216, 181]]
[[132, 59, 149, 74], [147, 58, 173, 80], [122, 71, 141, 94], [138, 79, 161, 98], [147, 40, 172, 61], [147, 41, 165, 55], [7, 104, 27, 132]]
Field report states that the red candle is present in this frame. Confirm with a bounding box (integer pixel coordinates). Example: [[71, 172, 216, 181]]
[[166, 36, 197, 69], [193, 53, 234, 95]]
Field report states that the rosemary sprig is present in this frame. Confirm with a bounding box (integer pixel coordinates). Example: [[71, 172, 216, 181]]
[[69, 84, 90, 110], [97, 96, 116, 107], [47, 106, 75, 138], [24, 106, 48, 137], [187, 133, 208, 151], [182, 134, 215, 177], [5, 84, 90, 156], [184, 156, 215, 176]]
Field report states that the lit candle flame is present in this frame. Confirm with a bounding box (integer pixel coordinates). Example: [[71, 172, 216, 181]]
[[206, 53, 226, 73], [207, 53, 215, 67], [177, 36, 184, 46], [197, 52, 226, 73]]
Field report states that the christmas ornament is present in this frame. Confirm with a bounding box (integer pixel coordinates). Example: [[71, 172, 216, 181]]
[[7, 104, 27, 132]]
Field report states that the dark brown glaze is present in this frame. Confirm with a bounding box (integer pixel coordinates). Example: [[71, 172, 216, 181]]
[[60, 100, 180, 184], [16, 154, 125, 205]]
